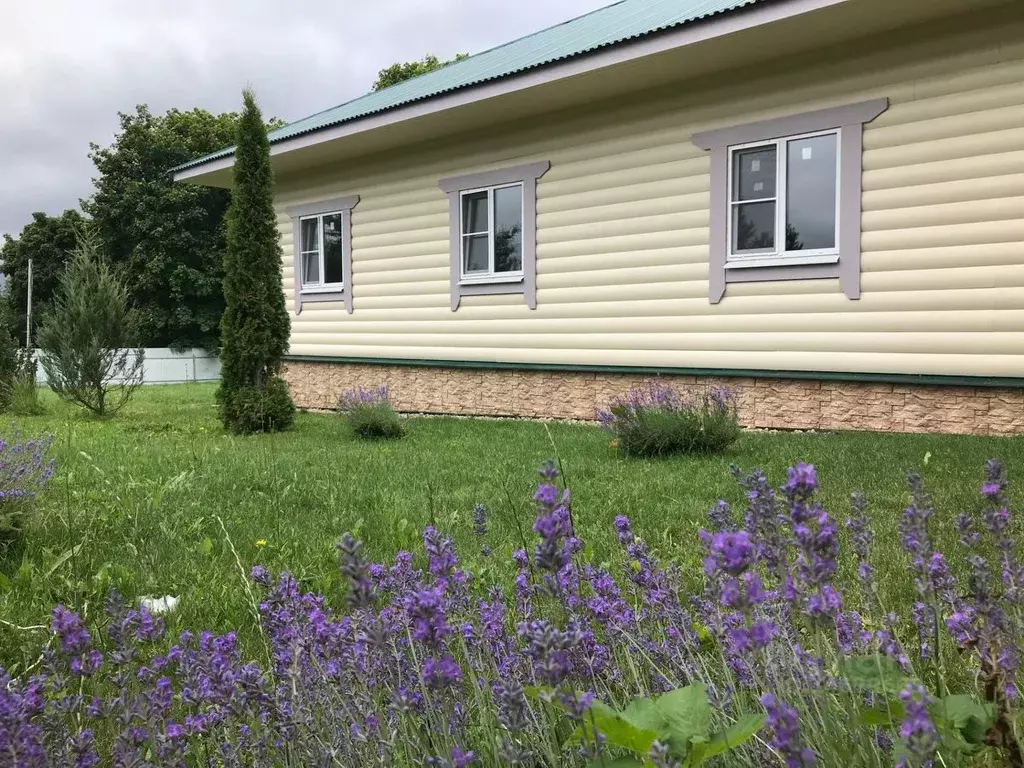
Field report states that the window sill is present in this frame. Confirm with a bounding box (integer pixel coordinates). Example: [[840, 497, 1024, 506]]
[[725, 253, 839, 270], [301, 284, 345, 294], [459, 275, 524, 286]]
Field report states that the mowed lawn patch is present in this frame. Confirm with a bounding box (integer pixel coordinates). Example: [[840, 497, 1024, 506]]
[[1, 382, 1021, 668]]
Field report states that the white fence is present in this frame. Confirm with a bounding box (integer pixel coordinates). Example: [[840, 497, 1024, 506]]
[[36, 348, 220, 386]]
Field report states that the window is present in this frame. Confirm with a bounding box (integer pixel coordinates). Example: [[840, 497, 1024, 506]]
[[300, 212, 345, 289], [692, 98, 888, 303], [728, 131, 839, 262], [460, 184, 524, 280], [439, 161, 550, 311], [285, 195, 359, 314]]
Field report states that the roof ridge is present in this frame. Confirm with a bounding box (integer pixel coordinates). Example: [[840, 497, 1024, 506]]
[[175, 0, 764, 174]]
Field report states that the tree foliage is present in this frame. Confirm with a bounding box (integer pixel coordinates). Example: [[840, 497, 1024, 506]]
[[216, 90, 294, 434], [372, 53, 468, 91], [84, 106, 242, 351], [0, 209, 85, 347], [37, 228, 144, 417], [0, 296, 19, 411]]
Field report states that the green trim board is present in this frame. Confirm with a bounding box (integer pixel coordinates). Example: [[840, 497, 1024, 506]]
[[282, 355, 1024, 389]]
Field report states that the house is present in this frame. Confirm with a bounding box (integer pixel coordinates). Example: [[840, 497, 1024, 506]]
[[174, 0, 1024, 435]]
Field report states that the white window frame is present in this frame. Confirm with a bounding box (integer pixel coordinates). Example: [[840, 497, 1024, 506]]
[[726, 128, 841, 269], [458, 182, 525, 284], [299, 211, 345, 292]]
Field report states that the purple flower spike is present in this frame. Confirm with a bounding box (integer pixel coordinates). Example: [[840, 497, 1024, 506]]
[[897, 684, 938, 767], [761, 694, 815, 767]]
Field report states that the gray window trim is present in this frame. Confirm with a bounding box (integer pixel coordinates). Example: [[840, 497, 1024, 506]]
[[439, 160, 550, 311], [692, 98, 888, 303], [286, 195, 359, 315]]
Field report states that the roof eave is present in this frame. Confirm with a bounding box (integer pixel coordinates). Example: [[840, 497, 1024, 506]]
[[174, 0, 846, 185]]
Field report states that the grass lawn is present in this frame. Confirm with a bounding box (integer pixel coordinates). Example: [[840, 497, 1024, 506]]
[[1, 382, 1021, 671]]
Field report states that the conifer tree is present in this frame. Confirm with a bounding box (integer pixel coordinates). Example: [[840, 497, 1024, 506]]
[[37, 228, 143, 416], [216, 89, 294, 433]]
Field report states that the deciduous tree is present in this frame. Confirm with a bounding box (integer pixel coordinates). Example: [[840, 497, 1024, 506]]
[[372, 53, 468, 91]]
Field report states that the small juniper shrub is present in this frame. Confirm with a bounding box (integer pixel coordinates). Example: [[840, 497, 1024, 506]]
[[598, 379, 741, 457], [339, 385, 404, 440], [0, 428, 55, 564], [7, 458, 1024, 766]]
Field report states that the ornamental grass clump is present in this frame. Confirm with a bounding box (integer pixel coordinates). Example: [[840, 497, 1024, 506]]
[[339, 385, 405, 440], [598, 380, 740, 457], [7, 457, 1024, 766]]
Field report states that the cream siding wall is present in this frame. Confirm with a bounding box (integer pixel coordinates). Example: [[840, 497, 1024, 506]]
[[275, 13, 1024, 378]]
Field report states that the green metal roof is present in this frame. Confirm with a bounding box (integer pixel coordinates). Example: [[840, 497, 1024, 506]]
[[175, 0, 764, 173]]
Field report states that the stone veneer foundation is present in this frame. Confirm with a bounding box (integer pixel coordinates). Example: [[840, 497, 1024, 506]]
[[282, 360, 1024, 436]]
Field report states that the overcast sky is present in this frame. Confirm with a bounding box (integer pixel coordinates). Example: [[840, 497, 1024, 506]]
[[0, 0, 608, 239]]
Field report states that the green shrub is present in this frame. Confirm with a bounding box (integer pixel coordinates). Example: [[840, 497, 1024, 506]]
[[219, 377, 295, 435], [598, 381, 741, 458], [339, 386, 404, 440]]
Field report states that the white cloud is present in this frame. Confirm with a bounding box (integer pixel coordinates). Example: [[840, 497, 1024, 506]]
[[0, 0, 608, 237]]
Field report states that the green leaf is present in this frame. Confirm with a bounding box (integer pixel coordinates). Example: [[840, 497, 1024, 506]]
[[938, 695, 995, 747], [654, 683, 711, 757], [685, 713, 766, 766], [199, 537, 213, 555], [568, 701, 660, 755], [45, 543, 82, 577], [838, 655, 913, 694], [622, 697, 667, 734]]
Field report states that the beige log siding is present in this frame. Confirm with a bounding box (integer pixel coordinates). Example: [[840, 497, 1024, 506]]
[[275, 10, 1024, 379]]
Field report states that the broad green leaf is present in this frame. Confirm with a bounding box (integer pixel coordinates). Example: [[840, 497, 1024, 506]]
[[938, 695, 995, 748], [654, 683, 711, 757], [568, 700, 660, 755], [838, 655, 913, 694], [685, 713, 767, 766], [622, 697, 667, 734]]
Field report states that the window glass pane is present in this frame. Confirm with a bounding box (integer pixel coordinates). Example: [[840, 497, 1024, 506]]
[[732, 146, 777, 201], [786, 134, 837, 251], [300, 217, 319, 252], [322, 213, 344, 284], [732, 201, 776, 253], [493, 185, 523, 273], [302, 251, 320, 285], [462, 191, 488, 235], [463, 234, 489, 273]]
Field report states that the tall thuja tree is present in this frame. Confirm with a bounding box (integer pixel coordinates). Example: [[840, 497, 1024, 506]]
[[37, 228, 144, 417], [216, 90, 294, 434]]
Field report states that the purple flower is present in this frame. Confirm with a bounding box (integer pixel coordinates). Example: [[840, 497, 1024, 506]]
[[423, 526, 458, 578], [405, 586, 451, 650], [761, 694, 815, 767], [422, 654, 462, 690], [338, 385, 391, 411], [701, 530, 755, 576], [897, 684, 938, 767], [51, 605, 102, 676]]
